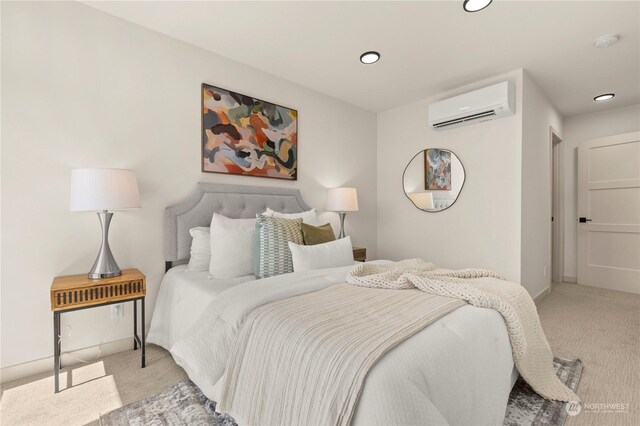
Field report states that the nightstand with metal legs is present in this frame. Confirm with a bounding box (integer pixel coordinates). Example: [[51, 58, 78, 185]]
[[50, 269, 146, 393]]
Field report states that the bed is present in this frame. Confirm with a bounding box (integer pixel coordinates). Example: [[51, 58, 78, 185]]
[[148, 183, 313, 348], [147, 182, 518, 425]]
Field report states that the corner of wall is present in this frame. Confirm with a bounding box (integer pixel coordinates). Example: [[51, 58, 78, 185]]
[[561, 103, 640, 278], [375, 69, 525, 282], [520, 70, 563, 296]]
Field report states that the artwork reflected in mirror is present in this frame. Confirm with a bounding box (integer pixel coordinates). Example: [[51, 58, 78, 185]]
[[403, 149, 465, 212], [425, 149, 452, 190]]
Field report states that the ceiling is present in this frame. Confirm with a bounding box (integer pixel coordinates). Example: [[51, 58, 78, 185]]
[[85, 1, 640, 116]]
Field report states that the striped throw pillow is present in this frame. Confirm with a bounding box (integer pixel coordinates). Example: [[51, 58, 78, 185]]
[[255, 216, 304, 278]]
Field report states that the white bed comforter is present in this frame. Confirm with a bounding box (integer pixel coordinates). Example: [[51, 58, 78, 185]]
[[170, 262, 518, 426], [147, 265, 255, 349]]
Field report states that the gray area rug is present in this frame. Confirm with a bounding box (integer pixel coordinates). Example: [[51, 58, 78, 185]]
[[101, 357, 582, 426], [100, 380, 236, 426], [504, 357, 583, 426]]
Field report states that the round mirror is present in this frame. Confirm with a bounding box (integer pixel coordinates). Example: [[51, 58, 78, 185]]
[[402, 149, 466, 212]]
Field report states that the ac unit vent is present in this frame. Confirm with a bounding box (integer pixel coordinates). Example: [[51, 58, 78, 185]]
[[432, 110, 497, 129], [428, 81, 514, 130]]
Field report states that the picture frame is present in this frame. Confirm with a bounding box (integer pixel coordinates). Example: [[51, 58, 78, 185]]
[[201, 83, 298, 180], [424, 148, 452, 190]]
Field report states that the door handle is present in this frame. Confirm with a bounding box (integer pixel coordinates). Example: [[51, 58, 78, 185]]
[[578, 217, 592, 223]]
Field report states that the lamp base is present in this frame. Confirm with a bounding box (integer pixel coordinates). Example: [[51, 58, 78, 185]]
[[88, 270, 122, 280], [338, 212, 347, 239], [88, 211, 122, 280]]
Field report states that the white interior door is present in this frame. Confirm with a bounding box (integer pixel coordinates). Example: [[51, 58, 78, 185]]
[[577, 131, 640, 294]]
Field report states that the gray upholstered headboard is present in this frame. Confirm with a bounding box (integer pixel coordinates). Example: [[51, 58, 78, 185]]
[[165, 182, 311, 269]]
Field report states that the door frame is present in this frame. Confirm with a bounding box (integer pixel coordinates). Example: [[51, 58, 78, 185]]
[[550, 126, 564, 284]]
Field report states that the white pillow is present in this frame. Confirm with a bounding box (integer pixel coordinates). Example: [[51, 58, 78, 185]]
[[209, 213, 256, 278], [186, 227, 210, 272], [263, 208, 319, 225], [288, 236, 354, 272]]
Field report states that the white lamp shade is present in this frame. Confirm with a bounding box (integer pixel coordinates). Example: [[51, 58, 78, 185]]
[[408, 192, 434, 210], [326, 187, 359, 212], [70, 168, 141, 211]]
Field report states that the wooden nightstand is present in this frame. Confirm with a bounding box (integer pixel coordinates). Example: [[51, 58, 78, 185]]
[[50, 268, 146, 393], [353, 247, 367, 262]]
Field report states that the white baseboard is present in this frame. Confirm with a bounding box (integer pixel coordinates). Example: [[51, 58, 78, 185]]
[[533, 286, 551, 305], [0, 337, 132, 384], [563, 276, 577, 283]]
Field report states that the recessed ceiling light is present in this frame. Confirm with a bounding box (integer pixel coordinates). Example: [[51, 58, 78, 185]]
[[360, 51, 380, 64], [463, 0, 492, 12], [594, 34, 619, 48], [594, 93, 615, 102]]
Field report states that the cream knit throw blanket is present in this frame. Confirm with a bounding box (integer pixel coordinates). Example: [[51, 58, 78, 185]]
[[346, 259, 579, 402]]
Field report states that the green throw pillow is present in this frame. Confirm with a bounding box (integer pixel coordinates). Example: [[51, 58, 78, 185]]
[[302, 223, 336, 246], [255, 216, 304, 278]]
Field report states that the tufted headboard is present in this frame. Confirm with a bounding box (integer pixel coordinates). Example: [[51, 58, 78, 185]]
[[164, 182, 311, 270]]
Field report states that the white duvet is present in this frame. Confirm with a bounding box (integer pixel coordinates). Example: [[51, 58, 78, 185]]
[[147, 265, 255, 349], [165, 262, 518, 426]]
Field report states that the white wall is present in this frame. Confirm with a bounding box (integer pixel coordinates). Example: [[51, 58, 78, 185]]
[[376, 70, 524, 283], [0, 1, 377, 370], [562, 104, 640, 280], [521, 71, 563, 298]]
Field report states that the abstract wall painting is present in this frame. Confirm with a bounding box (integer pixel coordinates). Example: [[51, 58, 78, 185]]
[[201, 83, 298, 180], [425, 149, 452, 190]]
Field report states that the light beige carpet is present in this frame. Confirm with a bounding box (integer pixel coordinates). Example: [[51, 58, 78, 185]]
[[1, 282, 638, 426], [537, 283, 640, 426], [1, 345, 187, 426]]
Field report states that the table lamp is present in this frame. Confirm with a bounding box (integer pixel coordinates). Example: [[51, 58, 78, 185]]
[[70, 168, 141, 279], [408, 192, 434, 210], [326, 187, 359, 238]]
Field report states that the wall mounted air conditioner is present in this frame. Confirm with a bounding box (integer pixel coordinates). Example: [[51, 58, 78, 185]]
[[428, 81, 515, 130]]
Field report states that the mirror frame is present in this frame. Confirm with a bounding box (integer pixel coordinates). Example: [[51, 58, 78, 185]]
[[402, 148, 466, 213]]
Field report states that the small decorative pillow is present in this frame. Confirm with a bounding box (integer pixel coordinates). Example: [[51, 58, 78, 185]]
[[209, 213, 256, 278], [301, 223, 336, 246], [263, 208, 319, 226], [289, 236, 354, 272], [255, 216, 303, 278], [186, 227, 210, 272]]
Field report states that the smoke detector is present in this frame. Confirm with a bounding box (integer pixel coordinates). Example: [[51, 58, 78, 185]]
[[594, 34, 619, 48]]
